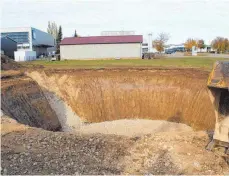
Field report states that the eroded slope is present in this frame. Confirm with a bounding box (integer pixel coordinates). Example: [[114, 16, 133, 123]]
[[1, 74, 61, 131], [27, 68, 215, 130]]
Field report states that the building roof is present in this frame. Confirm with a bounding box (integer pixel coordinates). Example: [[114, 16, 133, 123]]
[[60, 35, 143, 45]]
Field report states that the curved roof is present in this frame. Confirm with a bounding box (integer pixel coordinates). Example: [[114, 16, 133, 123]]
[[60, 35, 143, 45]]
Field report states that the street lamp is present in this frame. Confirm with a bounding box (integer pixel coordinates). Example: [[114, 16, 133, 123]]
[[148, 33, 152, 53]]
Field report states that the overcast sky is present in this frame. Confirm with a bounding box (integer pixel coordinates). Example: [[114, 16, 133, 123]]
[[1, 0, 229, 44]]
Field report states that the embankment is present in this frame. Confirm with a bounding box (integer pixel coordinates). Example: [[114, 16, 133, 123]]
[[27, 68, 215, 130], [1, 74, 61, 131]]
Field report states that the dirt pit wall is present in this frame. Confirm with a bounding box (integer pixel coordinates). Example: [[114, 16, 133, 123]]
[[27, 68, 215, 130], [1, 75, 61, 131]]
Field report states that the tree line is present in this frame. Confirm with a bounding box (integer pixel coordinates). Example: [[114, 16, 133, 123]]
[[47, 21, 228, 54], [211, 37, 229, 53], [184, 37, 229, 53], [47, 21, 62, 54], [47, 21, 78, 54], [152, 33, 229, 53]]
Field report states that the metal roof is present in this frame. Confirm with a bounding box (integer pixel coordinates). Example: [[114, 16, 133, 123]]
[[60, 35, 143, 45]]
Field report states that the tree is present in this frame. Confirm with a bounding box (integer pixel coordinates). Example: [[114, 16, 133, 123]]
[[47, 21, 58, 40], [74, 30, 78, 37], [152, 33, 169, 53], [226, 38, 229, 52], [197, 39, 205, 51], [211, 37, 229, 53], [184, 38, 197, 51], [56, 26, 63, 55]]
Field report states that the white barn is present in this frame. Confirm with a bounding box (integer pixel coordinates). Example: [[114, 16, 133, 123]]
[[60, 35, 143, 60]]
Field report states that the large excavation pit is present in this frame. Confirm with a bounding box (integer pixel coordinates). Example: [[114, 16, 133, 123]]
[[2, 68, 229, 175], [1, 68, 216, 132]]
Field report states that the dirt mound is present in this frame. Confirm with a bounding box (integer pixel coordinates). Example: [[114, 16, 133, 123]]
[[1, 54, 22, 70], [1, 118, 229, 175], [121, 131, 229, 175]]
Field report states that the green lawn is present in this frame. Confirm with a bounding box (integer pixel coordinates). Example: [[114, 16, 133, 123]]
[[21, 57, 229, 71]]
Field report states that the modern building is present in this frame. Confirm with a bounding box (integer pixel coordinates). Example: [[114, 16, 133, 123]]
[[196, 45, 213, 52], [1, 36, 17, 59], [164, 44, 214, 53], [1, 27, 55, 57], [142, 43, 149, 54], [60, 35, 143, 60], [164, 44, 185, 53]]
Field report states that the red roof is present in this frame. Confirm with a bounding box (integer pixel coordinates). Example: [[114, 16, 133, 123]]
[[60, 35, 143, 45]]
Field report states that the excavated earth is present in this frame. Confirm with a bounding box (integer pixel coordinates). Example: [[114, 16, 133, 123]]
[[1, 65, 229, 175], [26, 68, 216, 130]]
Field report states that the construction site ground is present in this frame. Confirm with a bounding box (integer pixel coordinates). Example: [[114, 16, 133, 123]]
[[1, 55, 229, 175], [1, 116, 229, 175]]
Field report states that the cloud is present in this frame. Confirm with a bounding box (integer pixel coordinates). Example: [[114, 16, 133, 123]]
[[1, 0, 229, 44]]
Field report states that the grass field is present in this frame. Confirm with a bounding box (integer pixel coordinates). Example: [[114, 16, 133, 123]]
[[21, 57, 229, 71]]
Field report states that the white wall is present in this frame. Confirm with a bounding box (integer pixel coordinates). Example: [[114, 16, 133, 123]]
[[60, 43, 142, 60], [196, 48, 208, 52], [14, 51, 36, 62]]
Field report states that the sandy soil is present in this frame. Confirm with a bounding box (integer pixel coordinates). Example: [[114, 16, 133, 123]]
[[79, 119, 193, 137]]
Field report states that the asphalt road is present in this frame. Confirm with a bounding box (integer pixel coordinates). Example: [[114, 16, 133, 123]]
[[166, 53, 229, 58]]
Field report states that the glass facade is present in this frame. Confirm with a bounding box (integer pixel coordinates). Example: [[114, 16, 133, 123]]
[[32, 30, 36, 40], [1, 32, 30, 44], [17, 45, 30, 49]]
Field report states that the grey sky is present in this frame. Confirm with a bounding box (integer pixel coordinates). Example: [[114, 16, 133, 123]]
[[1, 0, 229, 44]]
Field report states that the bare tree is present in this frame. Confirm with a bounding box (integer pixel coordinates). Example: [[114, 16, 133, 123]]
[[152, 33, 169, 53], [47, 21, 58, 40], [197, 39, 205, 51]]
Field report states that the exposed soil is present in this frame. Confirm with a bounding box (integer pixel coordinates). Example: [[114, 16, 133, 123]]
[[1, 67, 228, 175], [1, 116, 229, 175], [79, 119, 193, 136], [1, 55, 22, 71], [1, 74, 61, 131], [27, 68, 215, 130]]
